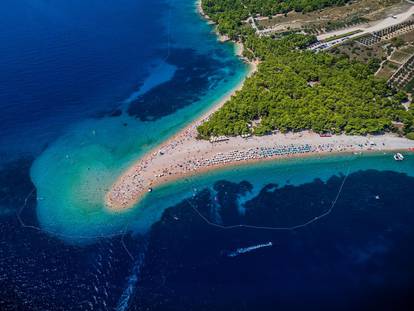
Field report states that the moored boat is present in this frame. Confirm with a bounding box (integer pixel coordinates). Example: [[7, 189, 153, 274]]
[[394, 153, 404, 161]]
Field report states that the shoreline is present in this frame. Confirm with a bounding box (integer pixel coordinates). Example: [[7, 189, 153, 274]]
[[129, 147, 414, 197], [106, 128, 414, 211], [105, 0, 258, 210], [104, 1, 414, 211], [196, 0, 229, 42]]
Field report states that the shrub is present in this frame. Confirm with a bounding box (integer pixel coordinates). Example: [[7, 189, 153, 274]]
[[406, 132, 414, 140]]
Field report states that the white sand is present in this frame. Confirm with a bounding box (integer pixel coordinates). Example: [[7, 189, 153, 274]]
[[106, 120, 414, 210]]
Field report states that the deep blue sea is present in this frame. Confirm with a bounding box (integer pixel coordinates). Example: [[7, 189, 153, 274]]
[[1, 0, 414, 310]]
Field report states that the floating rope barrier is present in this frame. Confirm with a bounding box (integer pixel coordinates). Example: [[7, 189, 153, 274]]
[[187, 164, 351, 231]]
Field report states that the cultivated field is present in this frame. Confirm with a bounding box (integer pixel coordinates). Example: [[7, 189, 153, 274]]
[[330, 28, 414, 82]]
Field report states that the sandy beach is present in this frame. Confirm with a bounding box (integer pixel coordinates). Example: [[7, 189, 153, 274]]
[[104, 1, 414, 211], [106, 123, 414, 210]]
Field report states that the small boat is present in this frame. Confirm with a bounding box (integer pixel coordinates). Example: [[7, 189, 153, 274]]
[[148, 187, 153, 192], [394, 153, 404, 161]]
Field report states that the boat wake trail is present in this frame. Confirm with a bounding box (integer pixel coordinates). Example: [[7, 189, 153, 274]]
[[116, 242, 147, 311], [227, 242, 273, 257]]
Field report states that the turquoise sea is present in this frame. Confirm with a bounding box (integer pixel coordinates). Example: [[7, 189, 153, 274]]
[[1, 0, 414, 310]]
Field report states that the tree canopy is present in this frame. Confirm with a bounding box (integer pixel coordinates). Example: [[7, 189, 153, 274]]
[[198, 1, 414, 139]]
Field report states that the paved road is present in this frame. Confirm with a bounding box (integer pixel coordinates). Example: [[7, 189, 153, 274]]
[[317, 4, 414, 41]]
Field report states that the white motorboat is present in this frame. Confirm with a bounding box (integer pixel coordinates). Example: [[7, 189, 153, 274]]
[[394, 153, 404, 161]]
